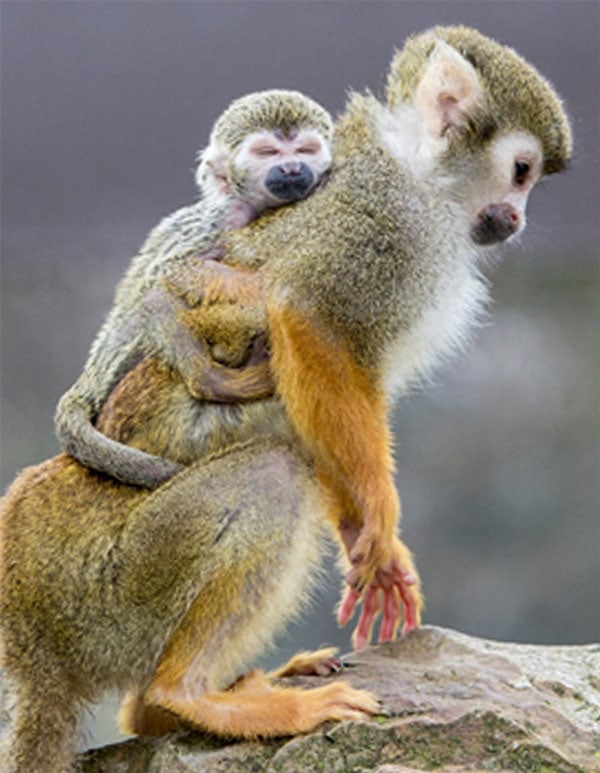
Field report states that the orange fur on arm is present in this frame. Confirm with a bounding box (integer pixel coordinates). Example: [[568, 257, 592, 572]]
[[268, 305, 400, 582]]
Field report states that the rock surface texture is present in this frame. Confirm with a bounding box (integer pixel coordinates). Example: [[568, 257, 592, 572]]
[[10, 626, 600, 771]]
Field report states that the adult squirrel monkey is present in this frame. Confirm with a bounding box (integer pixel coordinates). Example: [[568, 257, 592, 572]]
[[223, 25, 572, 641], [0, 27, 571, 772]]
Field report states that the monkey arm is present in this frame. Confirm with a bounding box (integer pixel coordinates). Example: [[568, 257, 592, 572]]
[[164, 257, 265, 308], [268, 303, 398, 572], [268, 304, 422, 643], [148, 255, 273, 402]]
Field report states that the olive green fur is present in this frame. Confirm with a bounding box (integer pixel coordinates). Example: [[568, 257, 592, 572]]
[[0, 435, 326, 771], [226, 92, 466, 373]]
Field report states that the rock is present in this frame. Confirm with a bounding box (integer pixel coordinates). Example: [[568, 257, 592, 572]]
[[76, 627, 599, 772]]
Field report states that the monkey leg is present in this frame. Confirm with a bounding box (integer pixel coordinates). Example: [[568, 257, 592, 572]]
[[123, 581, 377, 738], [2, 652, 81, 773], [116, 438, 377, 739]]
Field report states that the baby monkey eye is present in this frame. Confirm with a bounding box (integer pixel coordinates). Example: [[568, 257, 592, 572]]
[[253, 146, 279, 157], [296, 144, 320, 155], [513, 160, 530, 186]]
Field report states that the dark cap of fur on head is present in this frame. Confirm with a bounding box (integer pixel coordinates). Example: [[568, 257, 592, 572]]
[[211, 90, 334, 150]]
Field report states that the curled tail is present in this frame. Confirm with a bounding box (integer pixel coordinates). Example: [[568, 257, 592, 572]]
[[55, 389, 183, 489]]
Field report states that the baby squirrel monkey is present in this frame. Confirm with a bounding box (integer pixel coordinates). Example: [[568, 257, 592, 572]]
[[0, 27, 571, 772], [54, 89, 334, 487]]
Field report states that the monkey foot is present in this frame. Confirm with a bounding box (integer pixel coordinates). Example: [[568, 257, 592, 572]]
[[147, 671, 378, 738]]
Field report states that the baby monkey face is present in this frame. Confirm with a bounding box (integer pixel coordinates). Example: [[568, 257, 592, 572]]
[[233, 126, 332, 208]]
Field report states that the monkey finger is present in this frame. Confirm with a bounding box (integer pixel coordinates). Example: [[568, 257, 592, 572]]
[[348, 548, 366, 568], [245, 333, 271, 366], [352, 586, 381, 650], [378, 586, 401, 643], [337, 586, 361, 627], [344, 565, 368, 593], [348, 526, 377, 568], [398, 582, 421, 636], [310, 656, 344, 676]]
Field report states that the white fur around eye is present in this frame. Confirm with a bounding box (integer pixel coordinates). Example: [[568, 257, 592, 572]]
[[491, 131, 543, 188]]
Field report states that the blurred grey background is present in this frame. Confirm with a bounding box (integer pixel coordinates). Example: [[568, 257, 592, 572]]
[[1, 0, 599, 748]]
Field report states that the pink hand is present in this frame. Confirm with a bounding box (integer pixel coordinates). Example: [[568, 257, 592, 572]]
[[338, 559, 421, 648]]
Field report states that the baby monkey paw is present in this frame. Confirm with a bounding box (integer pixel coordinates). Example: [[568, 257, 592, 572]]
[[338, 536, 422, 649]]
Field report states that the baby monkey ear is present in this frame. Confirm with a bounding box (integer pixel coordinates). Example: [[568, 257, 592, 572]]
[[195, 142, 231, 196], [415, 40, 484, 138]]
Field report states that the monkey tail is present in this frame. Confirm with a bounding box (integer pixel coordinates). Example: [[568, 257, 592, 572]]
[[55, 391, 183, 489]]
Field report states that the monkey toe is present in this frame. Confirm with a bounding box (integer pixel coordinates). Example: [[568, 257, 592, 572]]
[[314, 682, 380, 721], [269, 646, 340, 678]]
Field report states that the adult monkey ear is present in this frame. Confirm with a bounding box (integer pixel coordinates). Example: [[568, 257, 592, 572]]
[[414, 41, 484, 138]]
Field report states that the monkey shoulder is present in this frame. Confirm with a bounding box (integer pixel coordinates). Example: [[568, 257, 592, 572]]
[[113, 198, 229, 306]]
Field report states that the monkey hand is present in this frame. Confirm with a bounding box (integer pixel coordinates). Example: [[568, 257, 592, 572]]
[[165, 259, 264, 308], [337, 535, 422, 649], [337, 505, 402, 596], [187, 334, 275, 403]]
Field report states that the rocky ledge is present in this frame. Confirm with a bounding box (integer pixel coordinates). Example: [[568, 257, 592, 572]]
[[77, 626, 599, 772]]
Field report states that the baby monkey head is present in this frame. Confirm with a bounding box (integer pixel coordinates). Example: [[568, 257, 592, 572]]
[[197, 89, 334, 213], [385, 25, 572, 248]]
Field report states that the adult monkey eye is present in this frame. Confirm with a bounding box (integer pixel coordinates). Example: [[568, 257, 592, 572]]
[[514, 160, 530, 186]]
